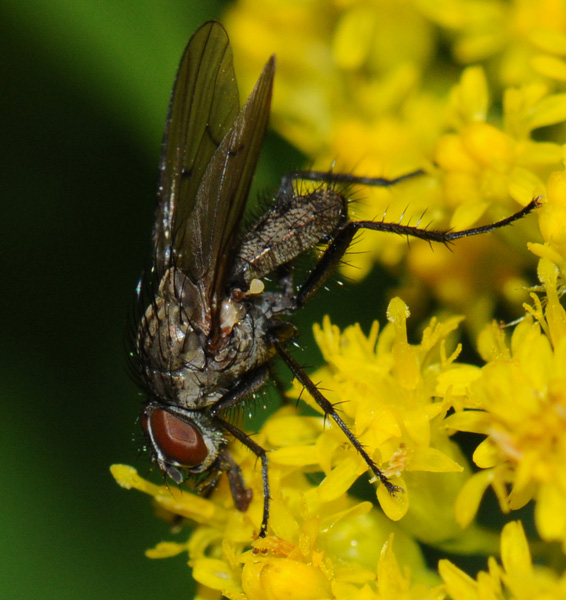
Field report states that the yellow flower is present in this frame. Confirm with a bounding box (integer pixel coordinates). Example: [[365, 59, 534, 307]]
[[288, 300, 479, 546], [112, 298, 481, 597], [111, 400, 439, 598], [114, 294, 566, 597], [535, 170, 566, 273], [224, 1, 562, 329], [413, 67, 563, 329], [226, 0, 436, 159], [446, 257, 566, 549], [418, 0, 566, 88], [439, 521, 566, 599]]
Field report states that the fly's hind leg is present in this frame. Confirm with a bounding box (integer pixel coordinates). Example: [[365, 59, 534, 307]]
[[274, 169, 540, 497], [277, 168, 426, 200], [284, 169, 540, 307]]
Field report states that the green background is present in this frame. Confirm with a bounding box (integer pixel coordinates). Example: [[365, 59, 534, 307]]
[[1, 1, 405, 598], [1, 1, 229, 598]]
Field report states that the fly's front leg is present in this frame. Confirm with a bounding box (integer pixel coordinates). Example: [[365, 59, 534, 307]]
[[209, 367, 271, 536], [216, 449, 253, 512], [213, 414, 271, 537], [209, 367, 270, 415]]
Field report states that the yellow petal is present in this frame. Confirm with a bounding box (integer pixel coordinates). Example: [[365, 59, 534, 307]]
[[527, 94, 566, 130], [507, 166, 544, 206], [547, 170, 566, 208], [455, 470, 493, 528], [436, 365, 482, 397], [535, 483, 566, 542], [377, 535, 410, 596], [192, 558, 241, 596], [462, 122, 513, 167], [529, 28, 566, 54], [318, 455, 361, 502], [407, 446, 463, 473], [456, 66, 490, 122], [473, 439, 498, 469], [264, 412, 322, 447], [438, 559, 478, 600], [241, 557, 331, 600], [378, 477, 408, 521], [110, 464, 161, 496], [531, 54, 566, 82], [333, 7, 376, 70], [500, 521, 532, 578], [435, 134, 479, 172], [270, 446, 321, 466], [450, 201, 488, 230], [145, 541, 188, 559]]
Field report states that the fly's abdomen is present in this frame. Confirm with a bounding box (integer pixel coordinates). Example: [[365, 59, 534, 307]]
[[231, 188, 346, 283]]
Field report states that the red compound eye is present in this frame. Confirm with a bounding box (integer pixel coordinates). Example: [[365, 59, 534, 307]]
[[147, 408, 208, 467]]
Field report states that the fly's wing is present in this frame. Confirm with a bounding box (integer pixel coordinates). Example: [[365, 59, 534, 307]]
[[153, 21, 239, 274], [179, 55, 275, 317], [153, 20, 275, 334]]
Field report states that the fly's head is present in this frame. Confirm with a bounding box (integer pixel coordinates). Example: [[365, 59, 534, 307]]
[[140, 401, 224, 484]]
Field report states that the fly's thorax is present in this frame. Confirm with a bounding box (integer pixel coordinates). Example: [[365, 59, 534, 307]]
[[205, 289, 278, 382], [136, 270, 277, 411], [230, 187, 347, 283], [136, 267, 208, 406], [144, 270, 204, 357], [219, 294, 247, 335], [141, 402, 224, 481]]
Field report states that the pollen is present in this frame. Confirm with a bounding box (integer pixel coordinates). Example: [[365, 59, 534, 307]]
[[247, 278, 265, 295]]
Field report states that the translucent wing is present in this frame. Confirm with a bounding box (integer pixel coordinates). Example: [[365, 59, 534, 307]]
[[153, 21, 275, 332], [153, 21, 240, 272], [179, 56, 275, 309]]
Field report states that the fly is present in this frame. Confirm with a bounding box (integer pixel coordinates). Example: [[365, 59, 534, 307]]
[[130, 20, 540, 537]]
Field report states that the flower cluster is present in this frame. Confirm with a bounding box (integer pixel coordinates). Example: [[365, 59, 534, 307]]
[[226, 0, 566, 329], [112, 299, 475, 598], [440, 521, 566, 599], [114, 1, 566, 598]]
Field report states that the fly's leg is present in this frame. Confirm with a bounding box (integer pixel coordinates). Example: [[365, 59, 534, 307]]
[[210, 367, 269, 414], [210, 367, 271, 537], [273, 340, 401, 494], [437, 198, 541, 240], [275, 170, 540, 493], [295, 195, 541, 307], [275, 168, 424, 305], [213, 415, 271, 537], [278, 169, 426, 199], [231, 170, 425, 290], [217, 449, 253, 512]]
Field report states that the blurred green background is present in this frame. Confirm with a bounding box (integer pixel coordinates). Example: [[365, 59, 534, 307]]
[[1, 1, 232, 598], [1, 1, 403, 598]]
